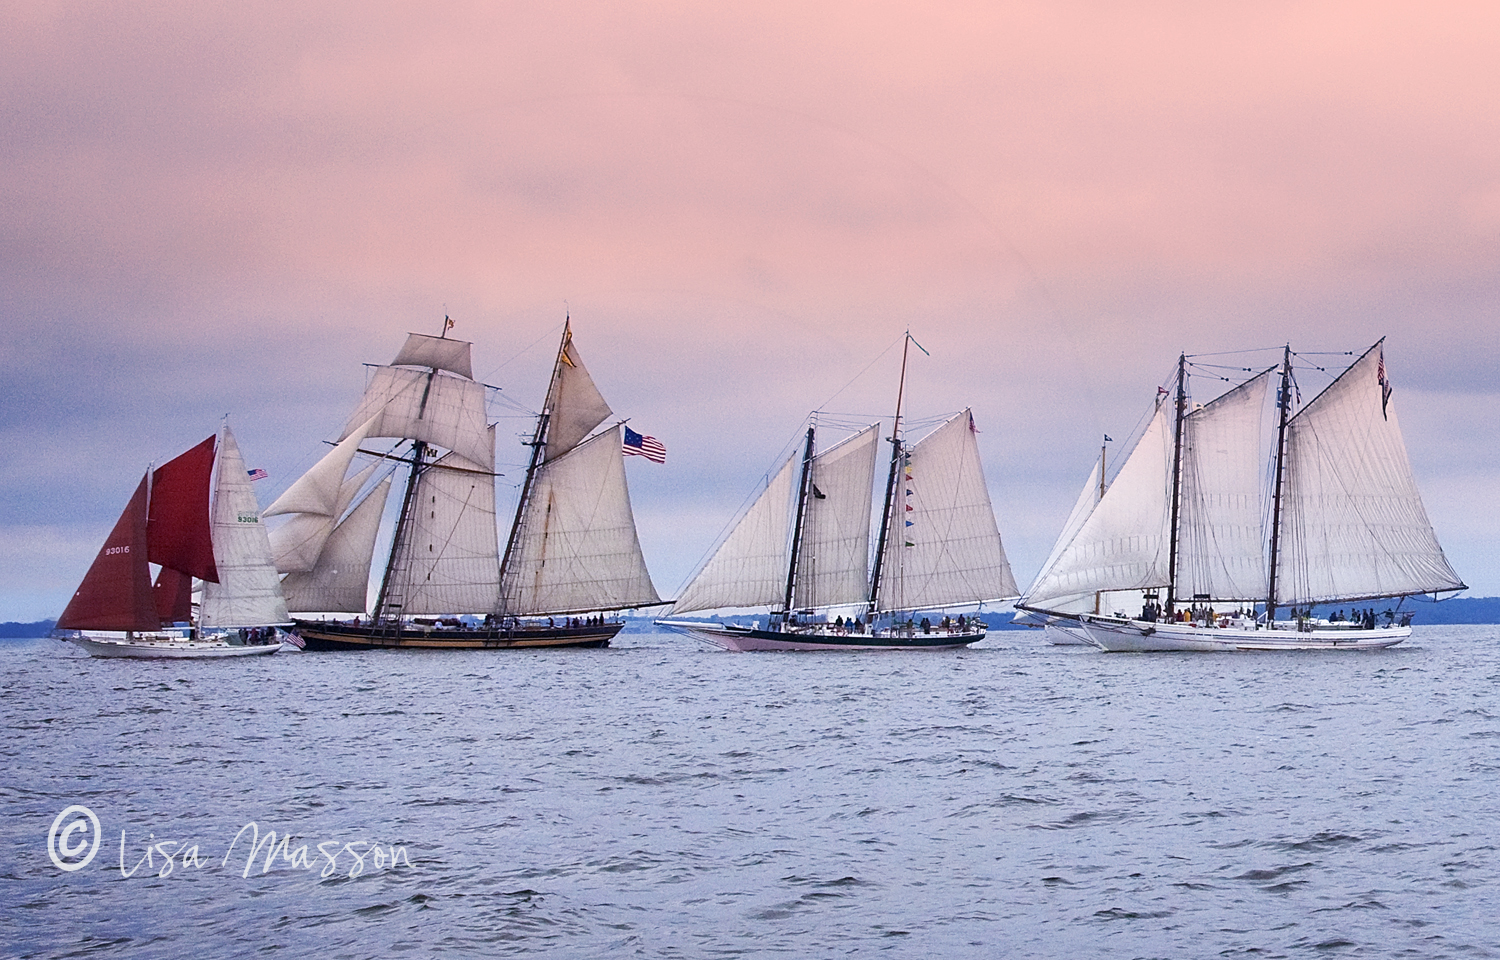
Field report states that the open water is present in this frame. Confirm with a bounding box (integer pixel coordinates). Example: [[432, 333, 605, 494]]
[[2, 624, 1498, 959]]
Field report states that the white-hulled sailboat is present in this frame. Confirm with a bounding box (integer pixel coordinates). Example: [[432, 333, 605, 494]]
[[1019, 340, 1464, 652], [659, 333, 1018, 651], [275, 320, 660, 650], [58, 424, 291, 658]]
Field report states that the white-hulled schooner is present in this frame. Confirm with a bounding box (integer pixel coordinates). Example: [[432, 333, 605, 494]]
[[58, 424, 291, 658], [659, 333, 1018, 651], [1019, 340, 1465, 652], [274, 322, 660, 650]]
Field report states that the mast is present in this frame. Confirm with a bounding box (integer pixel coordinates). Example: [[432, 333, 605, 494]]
[[1094, 437, 1107, 616], [1164, 353, 1187, 617], [497, 321, 570, 605], [373, 439, 427, 621], [781, 426, 817, 616], [868, 332, 913, 616], [1264, 344, 1293, 624]]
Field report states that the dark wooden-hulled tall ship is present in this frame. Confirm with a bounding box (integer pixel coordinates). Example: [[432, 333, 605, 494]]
[[269, 321, 660, 650]]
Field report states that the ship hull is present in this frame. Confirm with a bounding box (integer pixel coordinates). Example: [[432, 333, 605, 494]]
[[294, 619, 621, 650], [657, 620, 983, 652], [1043, 621, 1093, 646], [1078, 615, 1409, 652], [68, 635, 283, 658]]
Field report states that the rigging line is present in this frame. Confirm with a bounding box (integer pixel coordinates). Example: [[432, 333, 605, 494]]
[[812, 333, 908, 413], [1184, 346, 1288, 358], [474, 320, 567, 386]]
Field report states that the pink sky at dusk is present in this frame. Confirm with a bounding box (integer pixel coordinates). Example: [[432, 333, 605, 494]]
[[3, 1, 1497, 620]]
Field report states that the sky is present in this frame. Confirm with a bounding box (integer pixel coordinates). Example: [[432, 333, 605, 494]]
[[3, 1, 1498, 621]]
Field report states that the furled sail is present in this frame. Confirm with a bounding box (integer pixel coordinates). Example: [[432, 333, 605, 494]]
[[281, 476, 393, 613], [1023, 402, 1175, 610], [1175, 368, 1272, 601], [56, 474, 156, 631], [200, 425, 290, 628], [874, 410, 1018, 612], [668, 452, 798, 615], [500, 426, 660, 616], [383, 426, 501, 615], [1275, 342, 1465, 604], [793, 424, 880, 610]]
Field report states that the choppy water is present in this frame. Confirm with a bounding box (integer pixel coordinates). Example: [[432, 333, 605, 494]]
[[3, 625, 1499, 959]]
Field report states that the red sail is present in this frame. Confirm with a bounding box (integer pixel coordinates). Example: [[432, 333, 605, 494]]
[[149, 435, 219, 583], [57, 474, 157, 631], [153, 565, 195, 625]]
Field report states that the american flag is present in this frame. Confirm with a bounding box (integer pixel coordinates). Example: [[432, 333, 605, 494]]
[[1377, 349, 1392, 420], [247, 468, 269, 481], [623, 427, 666, 464], [282, 630, 306, 650]]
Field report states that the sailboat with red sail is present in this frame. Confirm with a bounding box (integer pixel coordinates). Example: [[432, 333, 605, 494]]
[[57, 424, 291, 658]]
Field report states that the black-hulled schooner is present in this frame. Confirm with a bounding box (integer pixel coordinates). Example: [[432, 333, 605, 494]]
[[659, 333, 1018, 650], [272, 322, 660, 649], [1019, 340, 1465, 652]]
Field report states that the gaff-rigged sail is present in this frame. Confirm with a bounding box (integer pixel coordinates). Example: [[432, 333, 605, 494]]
[[794, 424, 880, 610], [499, 425, 660, 616], [1275, 343, 1465, 604], [1174, 368, 1273, 602], [874, 410, 1018, 613]]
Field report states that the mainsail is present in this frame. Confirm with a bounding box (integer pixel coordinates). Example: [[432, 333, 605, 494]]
[[56, 475, 156, 631], [496, 324, 659, 616], [1274, 343, 1464, 604], [874, 411, 1018, 612]]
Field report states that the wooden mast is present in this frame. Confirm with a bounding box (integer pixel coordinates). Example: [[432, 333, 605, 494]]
[[868, 332, 914, 618], [1164, 353, 1187, 617], [781, 426, 817, 619], [1264, 344, 1294, 625]]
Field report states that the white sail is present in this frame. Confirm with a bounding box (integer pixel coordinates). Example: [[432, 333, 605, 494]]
[[391, 333, 474, 380], [793, 424, 880, 610], [500, 425, 660, 615], [1023, 401, 1175, 611], [384, 425, 501, 615], [340, 366, 490, 469], [1024, 458, 1104, 611], [875, 410, 1019, 612], [200, 425, 290, 628], [264, 416, 377, 518], [1275, 343, 1465, 604], [669, 451, 798, 615], [544, 334, 613, 461], [269, 460, 380, 573], [281, 476, 392, 613], [1175, 368, 1272, 601]]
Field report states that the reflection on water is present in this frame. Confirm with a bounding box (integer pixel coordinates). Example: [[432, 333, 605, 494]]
[[3, 625, 1499, 958]]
